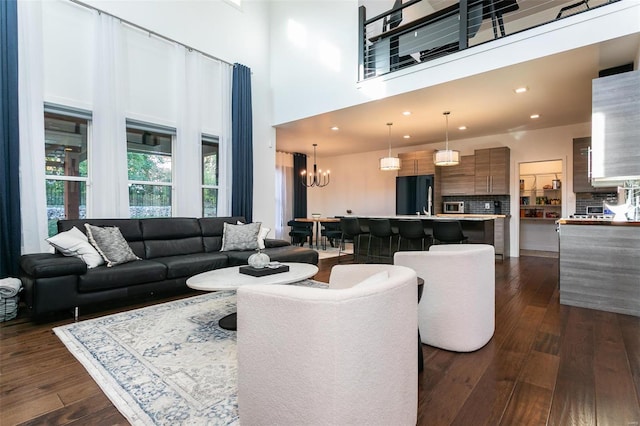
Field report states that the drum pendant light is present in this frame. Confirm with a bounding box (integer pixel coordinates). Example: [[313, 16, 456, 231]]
[[380, 122, 401, 171], [434, 111, 460, 166]]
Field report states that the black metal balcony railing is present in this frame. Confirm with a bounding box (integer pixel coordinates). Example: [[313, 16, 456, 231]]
[[358, 0, 616, 81]]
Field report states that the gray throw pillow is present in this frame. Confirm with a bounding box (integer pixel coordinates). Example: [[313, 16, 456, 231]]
[[221, 222, 261, 251], [85, 224, 141, 267]]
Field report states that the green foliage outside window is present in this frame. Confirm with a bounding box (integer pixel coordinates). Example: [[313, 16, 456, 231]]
[[127, 152, 171, 182]]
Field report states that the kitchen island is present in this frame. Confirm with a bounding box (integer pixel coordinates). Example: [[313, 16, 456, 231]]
[[557, 219, 640, 317]]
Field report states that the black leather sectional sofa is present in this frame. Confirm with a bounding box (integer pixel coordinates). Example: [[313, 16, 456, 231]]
[[19, 216, 318, 319]]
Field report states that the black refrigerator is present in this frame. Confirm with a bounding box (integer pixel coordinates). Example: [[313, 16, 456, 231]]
[[396, 175, 435, 215]]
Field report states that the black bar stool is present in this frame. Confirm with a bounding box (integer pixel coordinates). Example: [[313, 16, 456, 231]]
[[432, 220, 469, 244], [397, 219, 429, 251], [338, 217, 365, 263], [366, 218, 397, 263]]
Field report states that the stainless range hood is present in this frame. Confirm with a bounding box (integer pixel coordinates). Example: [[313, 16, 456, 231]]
[[591, 69, 640, 187]]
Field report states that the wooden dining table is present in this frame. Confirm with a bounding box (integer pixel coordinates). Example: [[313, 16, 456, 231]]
[[294, 217, 340, 250]]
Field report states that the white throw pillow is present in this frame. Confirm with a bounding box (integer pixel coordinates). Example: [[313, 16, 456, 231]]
[[46, 226, 104, 268], [257, 226, 271, 249]]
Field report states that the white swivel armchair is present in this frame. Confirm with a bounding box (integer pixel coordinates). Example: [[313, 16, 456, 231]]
[[236, 264, 418, 426], [395, 244, 495, 352]]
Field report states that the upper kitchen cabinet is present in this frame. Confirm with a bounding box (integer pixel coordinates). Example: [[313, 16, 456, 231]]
[[572, 137, 617, 193], [440, 155, 475, 196], [474, 147, 510, 195], [398, 150, 436, 177], [591, 69, 640, 186]]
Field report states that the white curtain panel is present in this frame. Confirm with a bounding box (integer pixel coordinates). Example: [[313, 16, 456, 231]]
[[91, 12, 129, 218], [18, 0, 49, 254], [217, 63, 233, 217], [174, 45, 202, 217], [275, 151, 294, 239]]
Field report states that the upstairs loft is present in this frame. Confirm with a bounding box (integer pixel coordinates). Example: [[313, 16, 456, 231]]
[[358, 0, 619, 81]]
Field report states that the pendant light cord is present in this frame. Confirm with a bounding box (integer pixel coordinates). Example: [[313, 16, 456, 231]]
[[443, 111, 450, 150]]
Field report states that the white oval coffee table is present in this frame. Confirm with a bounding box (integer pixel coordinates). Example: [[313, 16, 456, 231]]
[[186, 262, 319, 330]]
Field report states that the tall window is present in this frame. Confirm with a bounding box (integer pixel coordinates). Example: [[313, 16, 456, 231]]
[[126, 123, 174, 218], [202, 136, 219, 217], [44, 112, 89, 236]]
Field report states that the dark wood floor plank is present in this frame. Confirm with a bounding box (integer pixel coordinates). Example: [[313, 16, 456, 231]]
[[1, 365, 94, 408], [1, 346, 78, 383], [2, 255, 640, 426], [499, 381, 552, 426], [418, 344, 496, 426], [538, 286, 561, 337], [1, 392, 64, 425], [548, 307, 597, 426], [450, 349, 521, 426], [619, 313, 640, 406], [592, 310, 640, 425], [63, 406, 128, 426], [519, 350, 559, 391], [16, 392, 115, 426], [451, 303, 547, 426]]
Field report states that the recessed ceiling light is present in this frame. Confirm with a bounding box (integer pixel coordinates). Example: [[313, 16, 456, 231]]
[[330, 126, 339, 131], [458, 126, 467, 130], [402, 111, 411, 116], [530, 114, 540, 119], [403, 135, 410, 139], [514, 87, 528, 94]]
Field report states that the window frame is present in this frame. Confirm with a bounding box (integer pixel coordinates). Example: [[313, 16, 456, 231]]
[[126, 120, 176, 218], [201, 134, 220, 217], [43, 104, 92, 236]]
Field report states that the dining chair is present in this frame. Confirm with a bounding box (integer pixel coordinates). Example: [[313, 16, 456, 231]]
[[287, 220, 313, 247], [320, 220, 342, 250]]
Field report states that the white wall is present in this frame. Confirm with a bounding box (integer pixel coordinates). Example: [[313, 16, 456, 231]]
[[269, 0, 361, 124], [309, 121, 591, 257], [306, 148, 398, 218]]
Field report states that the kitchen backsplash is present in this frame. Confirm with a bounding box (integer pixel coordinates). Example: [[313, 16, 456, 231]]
[[575, 192, 618, 215], [442, 195, 511, 215]]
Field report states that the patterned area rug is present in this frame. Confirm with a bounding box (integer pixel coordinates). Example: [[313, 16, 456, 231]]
[[54, 279, 327, 425]]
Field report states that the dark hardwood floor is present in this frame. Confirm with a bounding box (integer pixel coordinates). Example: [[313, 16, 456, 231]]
[[1, 255, 639, 425]]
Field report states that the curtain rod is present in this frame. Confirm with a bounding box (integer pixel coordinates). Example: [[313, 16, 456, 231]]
[[68, 0, 235, 67]]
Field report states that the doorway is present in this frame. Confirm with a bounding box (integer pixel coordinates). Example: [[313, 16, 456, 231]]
[[519, 160, 563, 257]]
